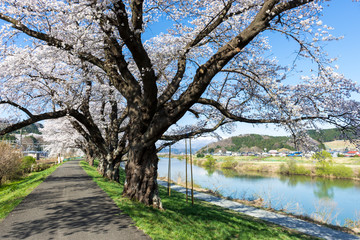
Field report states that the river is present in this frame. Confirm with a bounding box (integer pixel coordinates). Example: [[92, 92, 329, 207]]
[[157, 157, 360, 225]]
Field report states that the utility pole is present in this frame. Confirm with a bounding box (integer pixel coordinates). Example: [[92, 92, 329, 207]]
[[168, 145, 171, 196], [185, 139, 188, 202], [190, 137, 194, 205], [20, 129, 23, 151]]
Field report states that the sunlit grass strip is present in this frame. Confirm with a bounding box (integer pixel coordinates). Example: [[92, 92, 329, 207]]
[[80, 161, 318, 240], [0, 164, 61, 220]]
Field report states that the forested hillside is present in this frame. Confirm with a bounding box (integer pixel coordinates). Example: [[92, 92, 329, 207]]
[[227, 135, 295, 152], [13, 123, 43, 135], [307, 128, 354, 142], [198, 134, 296, 154], [198, 128, 352, 154]]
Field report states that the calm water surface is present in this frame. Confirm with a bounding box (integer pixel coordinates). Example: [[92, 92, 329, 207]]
[[158, 157, 360, 225]]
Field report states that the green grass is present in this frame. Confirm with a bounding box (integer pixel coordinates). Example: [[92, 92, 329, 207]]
[[0, 164, 60, 220], [80, 161, 318, 240]]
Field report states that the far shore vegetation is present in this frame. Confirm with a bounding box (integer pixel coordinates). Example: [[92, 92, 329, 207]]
[[158, 152, 360, 181]]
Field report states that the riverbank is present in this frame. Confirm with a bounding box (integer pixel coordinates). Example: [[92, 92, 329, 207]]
[[80, 161, 318, 240], [158, 176, 360, 235], [157, 178, 360, 240], [157, 155, 360, 228], [158, 154, 360, 181]]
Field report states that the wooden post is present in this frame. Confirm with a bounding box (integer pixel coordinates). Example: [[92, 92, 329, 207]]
[[168, 145, 171, 196], [190, 137, 194, 205], [185, 138, 188, 202]]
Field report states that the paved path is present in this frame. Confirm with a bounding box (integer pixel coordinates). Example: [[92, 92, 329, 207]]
[[158, 180, 360, 240], [0, 160, 150, 240]]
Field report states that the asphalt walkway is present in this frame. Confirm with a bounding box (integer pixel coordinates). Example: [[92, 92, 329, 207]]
[[0, 160, 150, 240], [157, 180, 360, 240]]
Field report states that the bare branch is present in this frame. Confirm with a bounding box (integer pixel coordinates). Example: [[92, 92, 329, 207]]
[[0, 109, 69, 135], [0, 100, 34, 118]]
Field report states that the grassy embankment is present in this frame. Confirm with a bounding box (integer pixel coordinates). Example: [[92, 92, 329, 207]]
[[80, 161, 318, 240], [181, 155, 360, 180], [0, 163, 60, 220]]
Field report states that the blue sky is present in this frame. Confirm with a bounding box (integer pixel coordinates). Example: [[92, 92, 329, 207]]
[[1, 1, 359, 145], [170, 1, 360, 149], [218, 0, 360, 138]]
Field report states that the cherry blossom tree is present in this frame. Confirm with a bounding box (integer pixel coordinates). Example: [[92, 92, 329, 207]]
[[42, 118, 86, 158], [1, 0, 360, 208]]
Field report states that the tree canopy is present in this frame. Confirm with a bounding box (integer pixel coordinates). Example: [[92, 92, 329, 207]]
[[0, 0, 359, 207]]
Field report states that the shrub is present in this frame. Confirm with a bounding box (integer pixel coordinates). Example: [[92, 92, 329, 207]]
[[221, 160, 236, 169], [196, 153, 205, 158], [279, 159, 310, 175], [313, 150, 333, 176], [279, 163, 287, 174], [312, 150, 333, 162], [204, 155, 216, 168], [315, 161, 333, 176], [331, 165, 353, 178], [295, 165, 311, 175], [0, 142, 22, 184], [287, 159, 297, 174], [21, 156, 37, 173], [32, 163, 52, 172]]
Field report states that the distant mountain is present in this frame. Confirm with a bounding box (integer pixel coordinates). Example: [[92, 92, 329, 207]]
[[158, 147, 202, 155], [13, 123, 44, 135], [307, 128, 354, 142], [197, 128, 356, 154]]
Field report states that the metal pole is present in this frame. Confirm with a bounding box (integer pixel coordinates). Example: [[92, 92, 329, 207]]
[[190, 137, 194, 205], [185, 138, 188, 202], [168, 145, 171, 196], [20, 129, 23, 150]]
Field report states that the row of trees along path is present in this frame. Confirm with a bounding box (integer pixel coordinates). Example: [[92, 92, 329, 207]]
[[1, 0, 360, 208]]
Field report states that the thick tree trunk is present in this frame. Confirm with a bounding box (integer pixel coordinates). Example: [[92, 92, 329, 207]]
[[122, 143, 162, 209], [87, 155, 94, 166], [97, 157, 106, 175], [97, 155, 121, 182], [104, 161, 120, 183]]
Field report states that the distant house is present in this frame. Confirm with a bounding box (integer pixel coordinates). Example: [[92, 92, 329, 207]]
[[345, 151, 360, 157], [269, 150, 278, 156], [226, 151, 232, 156], [214, 149, 222, 156], [278, 152, 287, 157], [287, 151, 302, 157]]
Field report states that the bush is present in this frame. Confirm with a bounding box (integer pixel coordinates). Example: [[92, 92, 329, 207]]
[[313, 150, 333, 176], [203, 155, 216, 168], [32, 163, 52, 172], [315, 157, 333, 176], [295, 165, 311, 175], [315, 161, 333, 176], [221, 160, 236, 169], [279, 163, 287, 174], [287, 159, 297, 174], [0, 142, 22, 184], [279, 159, 310, 175], [21, 156, 37, 173], [331, 165, 353, 178], [196, 153, 205, 158]]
